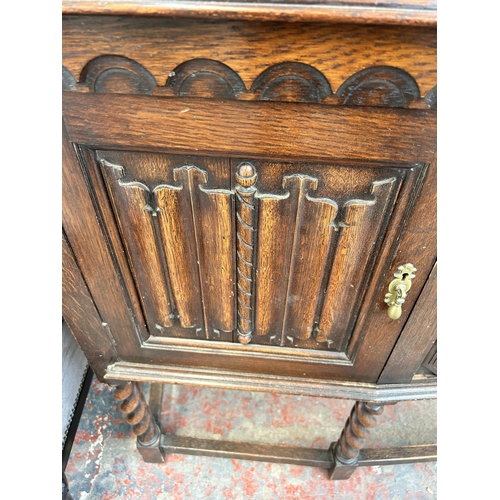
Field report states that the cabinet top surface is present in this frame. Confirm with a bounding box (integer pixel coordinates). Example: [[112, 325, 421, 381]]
[[62, 0, 437, 26]]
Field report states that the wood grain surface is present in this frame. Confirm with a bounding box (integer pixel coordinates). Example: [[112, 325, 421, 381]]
[[378, 262, 437, 383], [63, 17, 436, 96], [62, 10, 436, 386], [62, 1, 437, 26], [63, 121, 146, 363], [62, 93, 436, 164], [62, 231, 117, 380]]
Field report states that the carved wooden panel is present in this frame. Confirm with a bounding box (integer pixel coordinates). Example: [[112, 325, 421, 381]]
[[63, 56, 436, 108], [90, 151, 235, 342], [240, 160, 407, 351], [76, 148, 423, 357], [63, 17, 437, 102]]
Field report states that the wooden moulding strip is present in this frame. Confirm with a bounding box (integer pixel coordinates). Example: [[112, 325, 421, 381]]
[[62, 1, 437, 27], [105, 361, 436, 401]]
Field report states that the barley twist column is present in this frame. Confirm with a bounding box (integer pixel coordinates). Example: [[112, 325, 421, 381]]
[[329, 401, 385, 479], [235, 162, 257, 344], [114, 382, 160, 446]]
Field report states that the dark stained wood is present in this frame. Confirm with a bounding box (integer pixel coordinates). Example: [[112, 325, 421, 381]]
[[92, 151, 236, 342], [351, 153, 436, 380], [155, 176, 206, 332], [346, 159, 435, 380], [147, 383, 165, 422], [358, 444, 437, 466], [62, 17, 436, 97], [235, 162, 258, 344], [62, 66, 76, 91], [425, 85, 437, 109], [63, 6, 436, 477], [337, 66, 420, 107], [251, 62, 332, 103], [378, 262, 437, 383], [155, 166, 236, 340], [155, 434, 436, 468], [167, 58, 246, 99], [80, 55, 157, 95], [419, 341, 437, 376], [187, 169, 236, 340], [114, 382, 166, 462], [329, 401, 385, 479], [278, 176, 336, 343], [62, 1, 437, 26], [163, 434, 332, 467], [62, 231, 117, 380], [62, 93, 437, 164], [105, 360, 437, 402], [254, 174, 338, 345], [63, 120, 146, 362], [98, 157, 177, 332], [114, 383, 161, 445], [65, 56, 433, 109], [317, 177, 399, 348], [75, 147, 150, 338], [63, 90, 435, 382], [65, 127, 432, 379]]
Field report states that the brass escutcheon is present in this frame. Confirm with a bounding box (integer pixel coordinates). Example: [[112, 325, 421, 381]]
[[384, 263, 417, 320]]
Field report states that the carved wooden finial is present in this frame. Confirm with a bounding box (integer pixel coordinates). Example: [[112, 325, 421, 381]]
[[235, 162, 257, 188]]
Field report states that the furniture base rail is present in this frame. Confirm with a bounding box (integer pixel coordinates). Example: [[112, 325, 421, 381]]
[[114, 382, 437, 480], [157, 434, 436, 473]]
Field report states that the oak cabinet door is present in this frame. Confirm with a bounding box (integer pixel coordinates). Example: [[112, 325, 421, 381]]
[[63, 92, 436, 382]]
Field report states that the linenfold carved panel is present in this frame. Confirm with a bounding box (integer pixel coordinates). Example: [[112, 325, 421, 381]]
[[98, 154, 235, 342], [249, 166, 400, 349], [90, 151, 419, 354]]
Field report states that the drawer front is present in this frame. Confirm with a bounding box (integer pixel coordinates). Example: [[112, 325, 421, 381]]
[[63, 17, 436, 383]]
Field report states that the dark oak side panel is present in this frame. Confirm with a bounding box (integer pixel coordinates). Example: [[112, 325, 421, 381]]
[[62, 231, 117, 380], [62, 120, 144, 360]]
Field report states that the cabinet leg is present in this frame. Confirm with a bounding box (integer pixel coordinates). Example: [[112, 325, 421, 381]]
[[113, 382, 165, 463], [329, 401, 386, 480]]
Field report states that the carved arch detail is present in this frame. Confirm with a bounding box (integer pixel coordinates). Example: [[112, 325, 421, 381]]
[[80, 55, 157, 95], [336, 66, 420, 107], [251, 62, 333, 103], [63, 58, 435, 108], [165, 58, 247, 99]]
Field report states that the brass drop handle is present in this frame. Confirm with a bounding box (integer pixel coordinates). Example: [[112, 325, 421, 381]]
[[384, 263, 417, 320]]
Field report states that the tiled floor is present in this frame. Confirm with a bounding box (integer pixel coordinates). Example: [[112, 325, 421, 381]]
[[66, 377, 437, 499]]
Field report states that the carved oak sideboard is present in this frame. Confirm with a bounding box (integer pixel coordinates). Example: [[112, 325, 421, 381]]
[[62, 0, 437, 480]]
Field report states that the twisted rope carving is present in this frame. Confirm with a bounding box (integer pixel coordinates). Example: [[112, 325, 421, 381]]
[[235, 163, 257, 344], [335, 402, 385, 465], [114, 382, 160, 446]]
